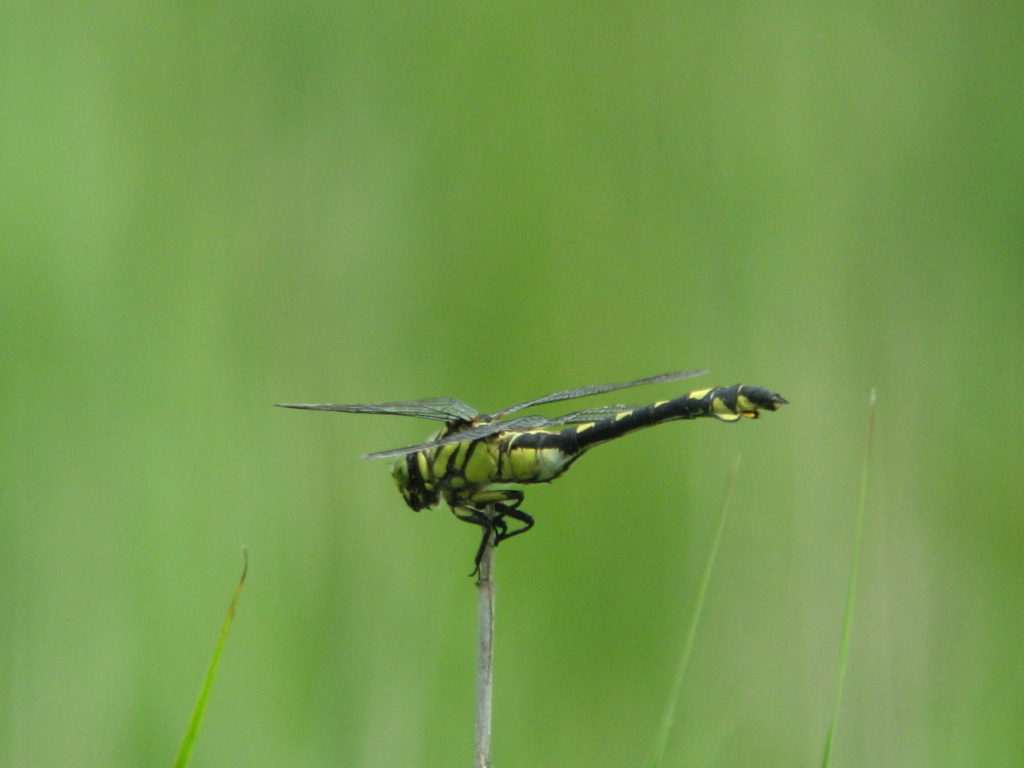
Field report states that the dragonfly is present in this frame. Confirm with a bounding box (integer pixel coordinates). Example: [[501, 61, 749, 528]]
[[277, 369, 787, 574]]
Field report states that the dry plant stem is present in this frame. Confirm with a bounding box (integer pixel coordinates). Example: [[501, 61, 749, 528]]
[[474, 516, 497, 768]]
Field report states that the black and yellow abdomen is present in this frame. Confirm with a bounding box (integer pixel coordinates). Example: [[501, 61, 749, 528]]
[[485, 383, 786, 487]]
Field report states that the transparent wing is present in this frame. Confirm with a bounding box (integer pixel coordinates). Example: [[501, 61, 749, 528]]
[[555, 405, 640, 423], [360, 414, 559, 460], [360, 400, 672, 460], [275, 397, 480, 423], [488, 368, 707, 420], [285, 369, 710, 459]]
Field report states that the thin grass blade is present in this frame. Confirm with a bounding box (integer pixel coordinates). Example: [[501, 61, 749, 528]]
[[173, 549, 249, 768], [821, 389, 877, 767], [648, 454, 742, 768]]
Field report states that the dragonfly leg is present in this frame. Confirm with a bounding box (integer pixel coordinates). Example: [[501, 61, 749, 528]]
[[491, 513, 509, 540], [453, 506, 499, 577], [483, 491, 530, 544], [454, 490, 530, 574], [492, 502, 533, 545]]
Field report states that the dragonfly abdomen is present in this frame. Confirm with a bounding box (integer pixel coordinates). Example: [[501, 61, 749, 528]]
[[554, 384, 788, 455], [483, 384, 788, 486]]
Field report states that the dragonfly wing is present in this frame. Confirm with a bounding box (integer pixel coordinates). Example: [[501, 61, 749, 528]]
[[360, 414, 557, 460], [488, 369, 707, 419], [553, 405, 640, 424], [276, 397, 480, 422]]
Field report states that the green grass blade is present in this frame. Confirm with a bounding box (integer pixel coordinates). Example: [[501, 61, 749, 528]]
[[648, 455, 742, 768], [173, 549, 249, 768], [821, 390, 877, 767]]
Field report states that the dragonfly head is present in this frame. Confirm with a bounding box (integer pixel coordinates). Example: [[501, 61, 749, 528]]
[[392, 453, 439, 511]]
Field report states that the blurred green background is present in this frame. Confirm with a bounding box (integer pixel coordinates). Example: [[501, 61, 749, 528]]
[[3, 1, 1022, 766]]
